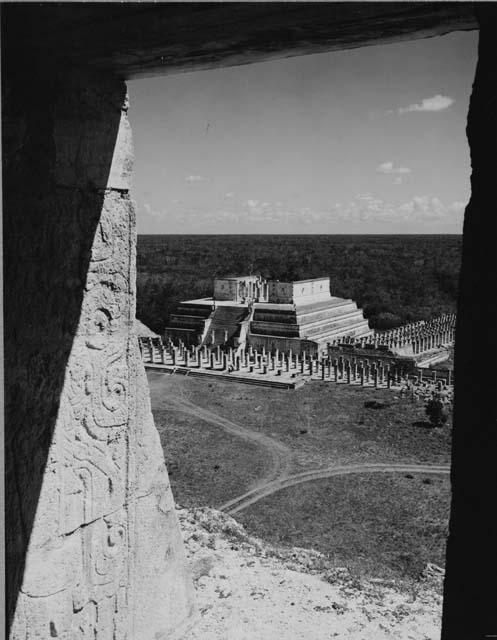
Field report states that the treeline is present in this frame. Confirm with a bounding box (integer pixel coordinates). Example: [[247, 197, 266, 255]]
[[137, 234, 462, 334]]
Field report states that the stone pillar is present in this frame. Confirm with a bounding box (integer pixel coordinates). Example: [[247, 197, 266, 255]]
[[3, 67, 195, 638], [210, 353, 215, 369]]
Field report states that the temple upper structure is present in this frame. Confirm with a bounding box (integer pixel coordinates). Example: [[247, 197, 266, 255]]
[[165, 276, 373, 355]]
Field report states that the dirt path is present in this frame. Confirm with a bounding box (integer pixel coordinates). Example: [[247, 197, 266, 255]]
[[148, 372, 293, 488], [220, 462, 450, 514]]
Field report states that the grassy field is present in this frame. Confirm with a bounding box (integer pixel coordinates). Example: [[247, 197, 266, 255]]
[[150, 373, 452, 584], [152, 374, 452, 476], [237, 473, 450, 583], [154, 408, 268, 507]]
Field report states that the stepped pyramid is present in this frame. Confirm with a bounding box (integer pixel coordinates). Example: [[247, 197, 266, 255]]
[[165, 275, 373, 355]]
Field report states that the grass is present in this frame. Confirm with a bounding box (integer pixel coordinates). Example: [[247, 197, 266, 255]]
[[154, 408, 267, 508], [150, 373, 452, 585], [151, 374, 452, 476], [237, 472, 450, 584]]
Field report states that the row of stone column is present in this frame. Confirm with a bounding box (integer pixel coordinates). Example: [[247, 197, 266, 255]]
[[328, 313, 456, 353], [138, 336, 454, 389]]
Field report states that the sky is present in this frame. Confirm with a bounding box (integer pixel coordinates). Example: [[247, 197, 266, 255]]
[[128, 29, 478, 235]]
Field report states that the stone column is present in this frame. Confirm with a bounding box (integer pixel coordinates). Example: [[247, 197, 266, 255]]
[[3, 67, 195, 638]]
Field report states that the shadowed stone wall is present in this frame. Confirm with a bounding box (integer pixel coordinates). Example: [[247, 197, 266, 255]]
[[441, 7, 497, 639], [3, 67, 195, 638]]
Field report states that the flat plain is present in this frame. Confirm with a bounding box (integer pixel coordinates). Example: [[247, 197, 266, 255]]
[[150, 372, 451, 584]]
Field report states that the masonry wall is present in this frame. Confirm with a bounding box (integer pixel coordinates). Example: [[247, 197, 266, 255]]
[[3, 67, 195, 638], [267, 278, 331, 304], [214, 278, 240, 301]]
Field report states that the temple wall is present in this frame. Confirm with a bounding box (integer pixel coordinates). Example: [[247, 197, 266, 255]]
[[3, 67, 195, 638], [292, 278, 331, 304], [214, 278, 240, 301], [267, 281, 294, 303], [267, 278, 331, 304]]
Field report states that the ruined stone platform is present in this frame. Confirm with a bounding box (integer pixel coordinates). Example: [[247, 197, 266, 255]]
[[145, 363, 306, 390]]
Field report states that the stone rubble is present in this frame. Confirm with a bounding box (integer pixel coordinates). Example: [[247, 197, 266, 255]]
[[179, 507, 443, 640]]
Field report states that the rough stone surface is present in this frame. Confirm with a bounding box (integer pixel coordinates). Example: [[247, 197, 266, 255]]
[[3, 4, 476, 80], [441, 7, 497, 638], [179, 507, 444, 640], [3, 69, 195, 638]]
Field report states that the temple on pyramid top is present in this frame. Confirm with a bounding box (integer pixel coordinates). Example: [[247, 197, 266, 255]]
[[165, 275, 373, 356]]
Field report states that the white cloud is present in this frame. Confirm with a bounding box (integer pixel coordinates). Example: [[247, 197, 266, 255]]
[[185, 175, 208, 183], [376, 161, 412, 175], [333, 194, 467, 226], [158, 195, 467, 230], [395, 94, 455, 114], [224, 192, 234, 198], [142, 202, 161, 217]]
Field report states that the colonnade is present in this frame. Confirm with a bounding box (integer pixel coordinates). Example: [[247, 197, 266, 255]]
[[139, 337, 453, 390], [327, 313, 456, 355]]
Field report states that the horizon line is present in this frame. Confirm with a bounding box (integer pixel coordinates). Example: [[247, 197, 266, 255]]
[[137, 232, 463, 236]]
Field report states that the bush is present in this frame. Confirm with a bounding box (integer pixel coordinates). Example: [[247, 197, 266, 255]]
[[425, 396, 449, 428]]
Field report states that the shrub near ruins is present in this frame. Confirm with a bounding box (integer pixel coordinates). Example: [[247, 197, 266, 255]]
[[425, 394, 450, 428]]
